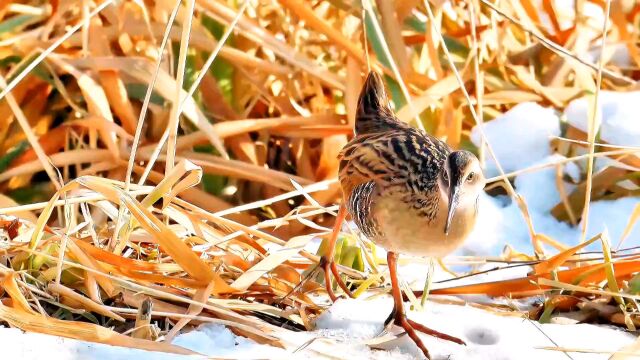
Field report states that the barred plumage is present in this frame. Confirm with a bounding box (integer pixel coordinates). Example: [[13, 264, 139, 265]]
[[337, 71, 485, 256], [323, 71, 485, 359], [346, 181, 378, 238]]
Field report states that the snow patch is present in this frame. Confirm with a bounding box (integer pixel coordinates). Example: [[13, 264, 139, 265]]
[[311, 298, 635, 360], [172, 324, 287, 359], [314, 297, 391, 339], [565, 91, 640, 147], [470, 102, 560, 177]]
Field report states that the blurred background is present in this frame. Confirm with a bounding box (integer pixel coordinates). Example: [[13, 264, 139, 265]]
[[0, 0, 640, 353], [2, 0, 639, 255]]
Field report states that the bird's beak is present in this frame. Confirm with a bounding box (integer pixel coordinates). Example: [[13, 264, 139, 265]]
[[444, 183, 461, 235]]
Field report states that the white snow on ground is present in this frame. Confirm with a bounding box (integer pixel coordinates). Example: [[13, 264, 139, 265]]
[[4, 95, 640, 359], [565, 91, 640, 146], [469, 102, 560, 178], [2, 298, 634, 360], [0, 327, 191, 360], [468, 96, 640, 255], [314, 297, 636, 360]]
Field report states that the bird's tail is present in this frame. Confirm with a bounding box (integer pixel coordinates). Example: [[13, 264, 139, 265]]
[[355, 71, 406, 136]]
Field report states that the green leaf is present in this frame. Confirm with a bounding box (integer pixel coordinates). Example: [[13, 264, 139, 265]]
[[201, 15, 235, 105], [202, 173, 227, 196], [7, 53, 54, 85], [459, 138, 479, 155], [79, 311, 100, 325], [364, 10, 390, 69], [184, 49, 199, 98], [0, 55, 21, 68], [364, 10, 406, 109], [629, 274, 640, 294], [384, 74, 406, 110], [125, 84, 167, 106], [538, 300, 556, 324], [6, 183, 51, 204], [0, 14, 35, 35], [0, 141, 28, 172], [404, 15, 470, 59], [194, 144, 227, 195], [404, 15, 426, 33]]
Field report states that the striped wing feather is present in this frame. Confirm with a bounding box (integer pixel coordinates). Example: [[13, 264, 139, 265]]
[[338, 71, 452, 236]]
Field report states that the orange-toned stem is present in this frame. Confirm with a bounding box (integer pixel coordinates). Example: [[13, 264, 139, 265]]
[[320, 205, 353, 302], [420, 259, 640, 298]]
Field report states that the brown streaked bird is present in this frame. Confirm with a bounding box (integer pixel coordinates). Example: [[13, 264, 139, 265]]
[[319, 71, 486, 359]]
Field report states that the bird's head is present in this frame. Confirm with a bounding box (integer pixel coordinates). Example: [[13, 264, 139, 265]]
[[437, 150, 485, 235]]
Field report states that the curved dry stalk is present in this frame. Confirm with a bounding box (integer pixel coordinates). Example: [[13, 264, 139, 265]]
[[0, 74, 61, 189], [124, 0, 181, 190], [0, 0, 115, 101], [165, 0, 196, 177], [362, 0, 423, 131], [486, 148, 640, 183], [580, 0, 612, 244], [479, 0, 633, 85], [198, 0, 344, 90]]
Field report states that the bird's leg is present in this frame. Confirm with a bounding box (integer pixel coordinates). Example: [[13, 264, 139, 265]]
[[320, 204, 354, 302], [386, 252, 465, 360]]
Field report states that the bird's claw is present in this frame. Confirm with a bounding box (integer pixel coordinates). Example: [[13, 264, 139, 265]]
[[320, 255, 354, 302], [383, 307, 465, 359]]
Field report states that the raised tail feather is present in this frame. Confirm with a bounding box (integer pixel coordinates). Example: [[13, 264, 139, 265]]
[[355, 71, 408, 136]]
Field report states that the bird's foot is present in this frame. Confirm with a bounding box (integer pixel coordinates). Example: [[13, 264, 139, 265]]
[[384, 308, 465, 359], [319, 255, 354, 302], [404, 318, 466, 345]]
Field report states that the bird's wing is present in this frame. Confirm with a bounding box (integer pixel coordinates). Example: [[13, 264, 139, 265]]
[[339, 128, 449, 196]]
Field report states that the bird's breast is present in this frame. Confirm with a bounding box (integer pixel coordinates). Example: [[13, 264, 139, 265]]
[[371, 192, 476, 258]]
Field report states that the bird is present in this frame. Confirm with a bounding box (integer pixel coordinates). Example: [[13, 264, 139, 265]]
[[319, 71, 486, 359]]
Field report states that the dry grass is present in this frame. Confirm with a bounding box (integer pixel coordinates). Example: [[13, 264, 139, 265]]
[[0, 0, 639, 356]]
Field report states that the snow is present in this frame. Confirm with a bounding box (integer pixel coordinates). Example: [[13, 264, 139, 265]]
[[314, 295, 389, 339], [470, 102, 561, 178], [586, 43, 632, 69], [6, 95, 640, 359], [0, 324, 288, 360], [314, 297, 636, 360], [171, 324, 289, 359], [0, 327, 190, 360], [468, 97, 640, 255], [3, 297, 635, 360], [565, 91, 640, 147]]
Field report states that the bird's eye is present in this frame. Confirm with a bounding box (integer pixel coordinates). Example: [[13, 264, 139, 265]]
[[466, 172, 475, 182]]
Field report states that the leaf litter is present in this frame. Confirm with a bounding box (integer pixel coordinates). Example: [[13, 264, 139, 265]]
[[0, 0, 639, 359]]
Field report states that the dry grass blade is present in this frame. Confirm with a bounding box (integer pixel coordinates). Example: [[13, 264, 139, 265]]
[[124, 0, 181, 190], [580, 0, 612, 244], [277, 0, 365, 62], [198, 0, 344, 90], [131, 298, 154, 340], [232, 235, 313, 291], [0, 0, 115, 101], [79, 178, 231, 291], [0, 74, 61, 189], [166, 0, 197, 177], [47, 282, 125, 322], [362, 0, 423, 131], [479, 0, 633, 85], [0, 303, 196, 355], [532, 235, 600, 275]]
